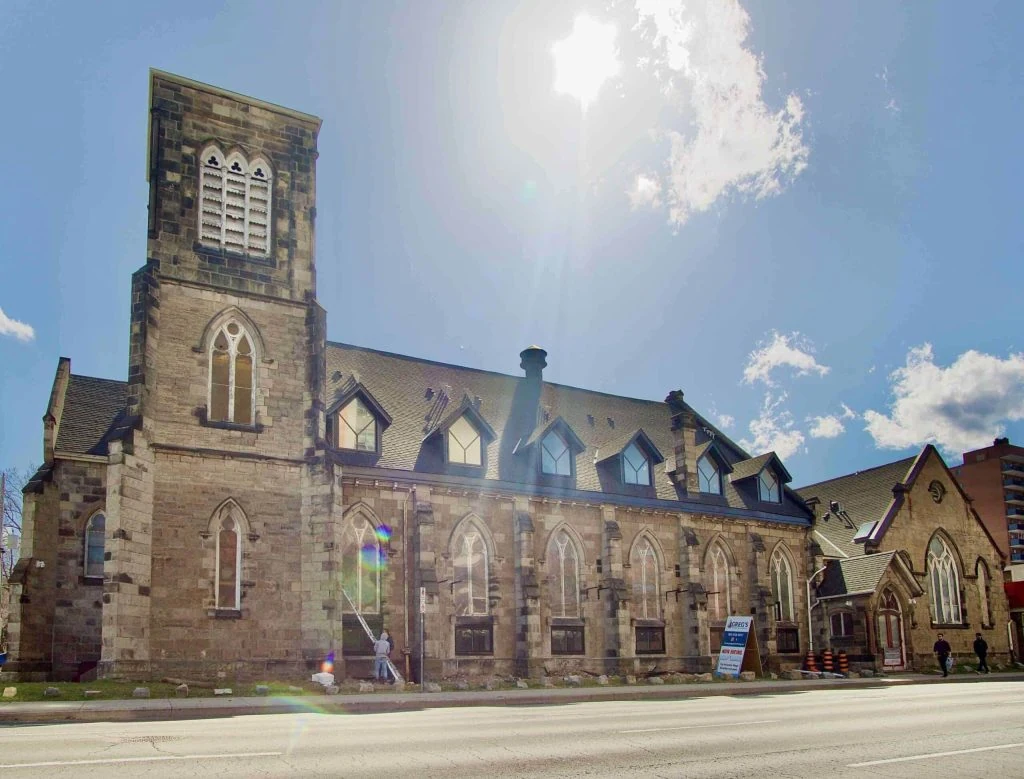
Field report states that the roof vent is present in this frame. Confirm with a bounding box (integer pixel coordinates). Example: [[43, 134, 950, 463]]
[[519, 346, 547, 382], [829, 500, 841, 513], [607, 417, 615, 429]]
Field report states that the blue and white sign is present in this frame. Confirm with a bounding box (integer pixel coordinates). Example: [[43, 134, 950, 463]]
[[714, 616, 753, 677]]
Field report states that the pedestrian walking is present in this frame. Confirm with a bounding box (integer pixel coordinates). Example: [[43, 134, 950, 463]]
[[934, 633, 952, 678], [373, 631, 391, 682], [973, 632, 989, 674]]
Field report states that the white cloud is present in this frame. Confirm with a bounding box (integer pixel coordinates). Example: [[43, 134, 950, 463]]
[[628, 173, 662, 209], [715, 412, 735, 430], [840, 402, 857, 420], [864, 344, 1024, 455], [0, 306, 35, 342], [808, 415, 845, 439], [743, 330, 830, 387], [739, 392, 805, 460], [878, 66, 900, 114], [634, 0, 809, 226]]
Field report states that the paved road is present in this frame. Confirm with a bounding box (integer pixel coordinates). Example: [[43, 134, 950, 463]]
[[1, 680, 1022, 777]]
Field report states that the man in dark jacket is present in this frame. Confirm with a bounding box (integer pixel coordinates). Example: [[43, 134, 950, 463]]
[[973, 633, 990, 673], [934, 633, 952, 677]]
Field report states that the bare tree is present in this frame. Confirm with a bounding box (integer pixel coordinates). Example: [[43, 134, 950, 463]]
[[2, 466, 32, 644]]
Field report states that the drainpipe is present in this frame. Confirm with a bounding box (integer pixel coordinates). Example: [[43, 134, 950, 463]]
[[402, 485, 414, 682], [807, 565, 828, 653]]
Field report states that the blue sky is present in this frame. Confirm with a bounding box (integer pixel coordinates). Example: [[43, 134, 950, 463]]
[[2, 0, 1023, 487]]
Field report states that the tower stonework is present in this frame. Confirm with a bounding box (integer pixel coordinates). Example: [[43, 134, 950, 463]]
[[100, 71, 328, 678]]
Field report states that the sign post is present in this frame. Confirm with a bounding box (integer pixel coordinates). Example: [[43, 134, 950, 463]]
[[714, 616, 763, 678]]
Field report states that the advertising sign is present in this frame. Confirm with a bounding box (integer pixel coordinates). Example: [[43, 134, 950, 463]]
[[715, 616, 754, 677]]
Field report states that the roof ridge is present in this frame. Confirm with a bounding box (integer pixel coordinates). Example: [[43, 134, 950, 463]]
[[70, 374, 128, 386], [326, 341, 671, 407], [796, 455, 917, 493]]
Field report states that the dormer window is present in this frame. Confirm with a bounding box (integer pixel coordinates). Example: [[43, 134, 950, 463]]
[[448, 415, 482, 466], [758, 469, 781, 502], [623, 442, 650, 486], [541, 430, 572, 476], [337, 397, 377, 452], [697, 455, 721, 495]]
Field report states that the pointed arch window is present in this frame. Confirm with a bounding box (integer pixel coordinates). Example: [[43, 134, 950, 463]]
[[707, 543, 732, 622], [448, 416, 482, 466], [977, 561, 992, 627], [454, 526, 489, 616], [758, 469, 781, 502], [199, 147, 272, 257], [541, 430, 572, 476], [631, 537, 661, 619], [697, 455, 721, 495], [210, 320, 255, 424], [341, 513, 383, 614], [927, 536, 962, 624], [770, 549, 795, 621], [84, 512, 105, 579], [547, 531, 580, 618], [216, 512, 241, 610], [623, 443, 650, 486]]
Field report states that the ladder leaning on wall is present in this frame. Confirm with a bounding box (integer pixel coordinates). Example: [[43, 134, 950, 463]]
[[339, 587, 404, 683]]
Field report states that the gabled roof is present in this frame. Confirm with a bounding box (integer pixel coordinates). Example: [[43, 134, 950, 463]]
[[326, 342, 811, 522], [693, 440, 734, 473], [54, 375, 128, 457], [430, 395, 497, 443], [816, 551, 924, 600], [521, 416, 586, 454], [594, 428, 665, 466], [327, 381, 393, 428], [730, 452, 792, 484]]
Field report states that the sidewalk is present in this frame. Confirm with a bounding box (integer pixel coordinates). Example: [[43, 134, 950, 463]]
[[3, 672, 1021, 724]]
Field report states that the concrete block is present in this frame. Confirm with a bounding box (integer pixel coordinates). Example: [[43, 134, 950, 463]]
[[44, 687, 61, 697], [565, 674, 582, 686], [859, 669, 874, 678], [213, 688, 232, 696], [739, 672, 756, 681], [176, 684, 189, 697], [84, 690, 102, 698], [2, 687, 16, 698], [597, 675, 609, 686], [648, 676, 665, 685], [516, 679, 529, 689], [425, 683, 442, 693], [132, 687, 150, 698], [254, 685, 269, 696]]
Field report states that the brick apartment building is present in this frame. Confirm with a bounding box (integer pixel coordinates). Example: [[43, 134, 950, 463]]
[[5, 71, 815, 682], [952, 437, 1024, 656]]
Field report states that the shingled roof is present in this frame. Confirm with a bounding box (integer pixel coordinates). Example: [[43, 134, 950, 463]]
[[54, 375, 128, 456], [816, 551, 896, 598], [797, 457, 917, 558], [327, 342, 811, 523]]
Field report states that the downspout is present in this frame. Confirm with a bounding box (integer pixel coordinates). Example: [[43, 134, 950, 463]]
[[402, 485, 414, 681], [807, 565, 828, 653]]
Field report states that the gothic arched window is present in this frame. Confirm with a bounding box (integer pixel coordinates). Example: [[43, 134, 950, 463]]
[[977, 561, 992, 627], [341, 513, 383, 613], [198, 146, 272, 257], [631, 537, 660, 619], [210, 320, 255, 424], [84, 512, 105, 579], [453, 525, 489, 616], [770, 548, 795, 621], [448, 416, 483, 466], [927, 536, 962, 624], [707, 543, 732, 622], [623, 443, 650, 486], [547, 530, 580, 618], [541, 430, 572, 476], [697, 454, 721, 495], [216, 512, 241, 610]]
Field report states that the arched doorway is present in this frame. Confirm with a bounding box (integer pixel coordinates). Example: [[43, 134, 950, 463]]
[[876, 590, 905, 670]]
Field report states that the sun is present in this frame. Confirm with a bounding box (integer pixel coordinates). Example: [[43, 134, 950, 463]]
[[552, 15, 621, 112]]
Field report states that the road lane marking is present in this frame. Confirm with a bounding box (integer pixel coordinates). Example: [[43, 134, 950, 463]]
[[849, 743, 1024, 767], [621, 719, 779, 733], [0, 751, 283, 769]]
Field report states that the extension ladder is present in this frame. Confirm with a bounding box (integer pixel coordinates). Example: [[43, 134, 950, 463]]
[[340, 587, 404, 683]]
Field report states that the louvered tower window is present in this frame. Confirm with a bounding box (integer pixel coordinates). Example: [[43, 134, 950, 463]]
[[199, 146, 272, 257]]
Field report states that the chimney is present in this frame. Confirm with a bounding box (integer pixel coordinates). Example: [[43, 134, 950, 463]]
[[665, 390, 698, 494], [520, 346, 547, 383]]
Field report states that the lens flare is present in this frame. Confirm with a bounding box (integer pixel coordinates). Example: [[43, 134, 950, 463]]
[[374, 524, 392, 543], [360, 543, 386, 571]]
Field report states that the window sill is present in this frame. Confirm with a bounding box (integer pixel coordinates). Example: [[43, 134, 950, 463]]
[[194, 242, 276, 268], [930, 621, 968, 629], [208, 608, 242, 619], [197, 409, 264, 433], [82, 576, 104, 586]]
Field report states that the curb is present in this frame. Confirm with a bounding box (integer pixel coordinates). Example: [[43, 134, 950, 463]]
[[3, 673, 1021, 724]]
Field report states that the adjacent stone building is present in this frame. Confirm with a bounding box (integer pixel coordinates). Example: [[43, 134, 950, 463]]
[[798, 446, 1009, 672], [5, 70, 815, 682]]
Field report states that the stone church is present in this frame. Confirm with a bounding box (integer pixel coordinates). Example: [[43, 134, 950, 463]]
[[7, 70, 817, 682]]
